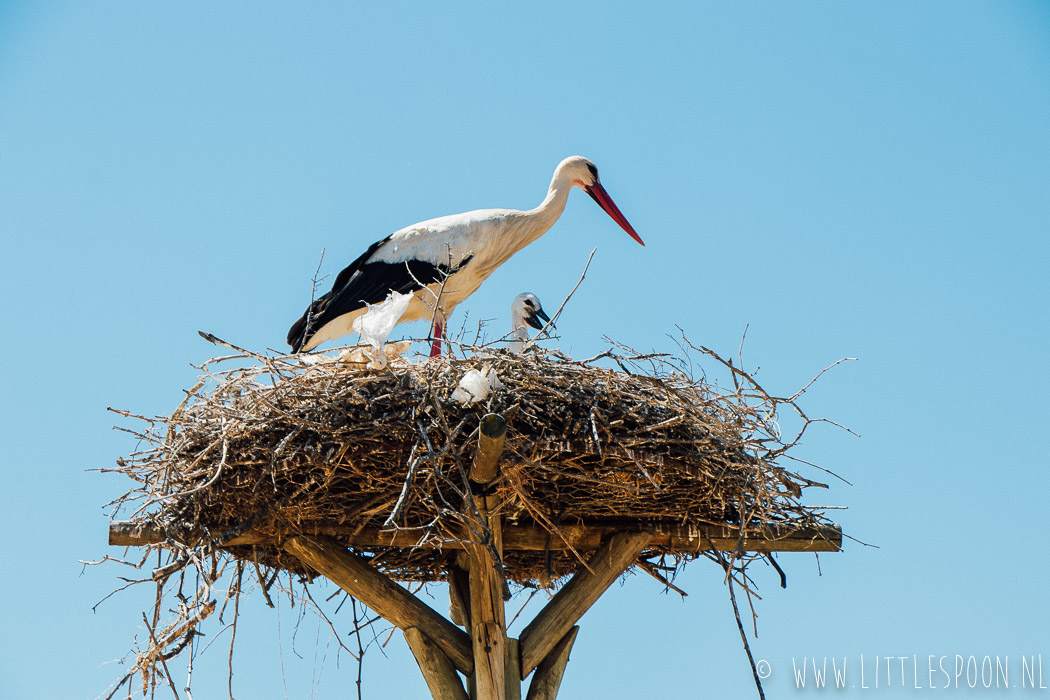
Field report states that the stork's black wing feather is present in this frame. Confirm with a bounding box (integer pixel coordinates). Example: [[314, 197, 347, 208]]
[[286, 236, 471, 352]]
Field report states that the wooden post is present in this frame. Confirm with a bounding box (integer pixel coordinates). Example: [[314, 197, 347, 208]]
[[471, 413, 507, 485], [518, 531, 652, 678], [466, 495, 506, 699], [404, 627, 470, 700], [283, 535, 474, 675], [466, 413, 509, 700], [525, 627, 578, 700]]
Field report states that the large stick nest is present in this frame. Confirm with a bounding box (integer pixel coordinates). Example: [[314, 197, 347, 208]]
[[108, 339, 839, 587]]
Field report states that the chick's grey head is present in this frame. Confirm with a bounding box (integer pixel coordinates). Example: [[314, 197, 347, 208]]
[[511, 292, 551, 331]]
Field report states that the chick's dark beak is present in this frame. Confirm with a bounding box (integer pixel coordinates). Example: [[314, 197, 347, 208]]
[[525, 306, 551, 331]]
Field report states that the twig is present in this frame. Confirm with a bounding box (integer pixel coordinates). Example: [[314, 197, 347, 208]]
[[300, 246, 328, 346], [788, 357, 858, 402], [351, 598, 366, 700], [197, 331, 269, 361], [523, 247, 596, 352], [638, 560, 688, 598]]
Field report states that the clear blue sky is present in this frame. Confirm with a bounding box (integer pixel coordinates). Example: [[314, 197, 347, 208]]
[[2, 2, 1049, 697]]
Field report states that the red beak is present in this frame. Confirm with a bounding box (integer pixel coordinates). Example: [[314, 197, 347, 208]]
[[585, 182, 644, 246]]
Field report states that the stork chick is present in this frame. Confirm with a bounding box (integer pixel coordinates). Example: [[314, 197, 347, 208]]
[[508, 292, 551, 354]]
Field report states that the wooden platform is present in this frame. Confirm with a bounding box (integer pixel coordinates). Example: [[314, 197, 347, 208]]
[[108, 413, 842, 699]]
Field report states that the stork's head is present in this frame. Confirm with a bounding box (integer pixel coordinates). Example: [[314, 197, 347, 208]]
[[511, 292, 551, 331], [555, 156, 644, 246]]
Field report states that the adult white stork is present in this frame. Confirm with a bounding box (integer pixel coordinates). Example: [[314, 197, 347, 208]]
[[507, 292, 551, 354], [287, 155, 643, 356]]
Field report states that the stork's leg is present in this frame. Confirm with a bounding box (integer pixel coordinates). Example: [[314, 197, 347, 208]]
[[429, 320, 444, 358]]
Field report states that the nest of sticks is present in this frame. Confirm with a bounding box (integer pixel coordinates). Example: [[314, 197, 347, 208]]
[[108, 337, 839, 583], [99, 334, 847, 698]]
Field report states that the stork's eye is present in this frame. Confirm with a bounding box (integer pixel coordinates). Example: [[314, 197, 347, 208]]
[[586, 163, 598, 180]]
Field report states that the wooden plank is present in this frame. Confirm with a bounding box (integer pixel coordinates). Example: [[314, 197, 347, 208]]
[[110, 520, 842, 553], [282, 535, 474, 675], [518, 532, 652, 678], [524, 627, 578, 700], [471, 413, 507, 484], [404, 627, 470, 700]]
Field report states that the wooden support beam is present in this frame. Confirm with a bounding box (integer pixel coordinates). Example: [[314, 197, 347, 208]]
[[404, 627, 470, 700], [466, 492, 506, 700], [471, 413, 507, 485], [518, 532, 652, 678], [110, 520, 842, 553], [464, 413, 511, 700], [505, 638, 522, 700], [448, 558, 471, 628], [524, 627, 578, 700], [282, 535, 474, 675]]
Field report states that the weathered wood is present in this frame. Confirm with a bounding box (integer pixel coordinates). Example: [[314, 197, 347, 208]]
[[524, 627, 578, 700], [505, 637, 521, 700], [463, 411, 510, 699], [282, 536, 474, 675], [470, 413, 507, 484], [449, 561, 471, 628], [404, 627, 470, 700], [110, 520, 842, 553], [470, 619, 505, 699], [518, 532, 652, 678], [467, 492, 506, 700]]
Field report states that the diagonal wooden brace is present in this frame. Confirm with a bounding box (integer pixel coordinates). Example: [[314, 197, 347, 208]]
[[283, 535, 474, 675], [525, 626, 578, 700], [404, 627, 469, 700], [518, 531, 651, 678]]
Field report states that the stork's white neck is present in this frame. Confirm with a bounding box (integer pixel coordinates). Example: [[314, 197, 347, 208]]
[[507, 330, 529, 355], [510, 305, 529, 334], [467, 168, 575, 275], [532, 165, 577, 223], [508, 322, 530, 354], [503, 168, 575, 250]]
